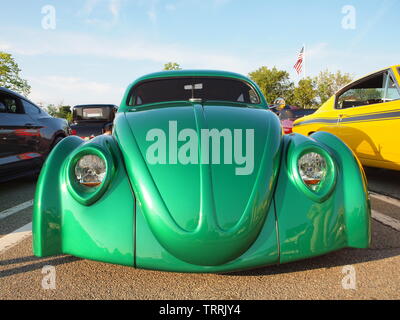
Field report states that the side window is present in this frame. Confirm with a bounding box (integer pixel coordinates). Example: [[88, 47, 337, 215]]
[[22, 100, 41, 116], [249, 90, 259, 104], [0, 94, 21, 113], [337, 72, 386, 109], [385, 73, 400, 102]]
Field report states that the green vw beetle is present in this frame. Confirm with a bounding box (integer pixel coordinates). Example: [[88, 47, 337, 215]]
[[33, 70, 371, 273]]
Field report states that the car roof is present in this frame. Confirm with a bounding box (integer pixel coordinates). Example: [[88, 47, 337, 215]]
[[324, 64, 400, 98], [0, 86, 29, 100], [130, 69, 253, 85], [0, 86, 43, 109], [351, 64, 400, 83], [73, 104, 118, 108]]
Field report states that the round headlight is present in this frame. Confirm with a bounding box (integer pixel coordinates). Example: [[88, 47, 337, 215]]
[[298, 152, 327, 191], [75, 155, 106, 187]]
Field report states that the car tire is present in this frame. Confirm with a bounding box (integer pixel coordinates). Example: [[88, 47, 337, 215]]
[[51, 136, 64, 150]]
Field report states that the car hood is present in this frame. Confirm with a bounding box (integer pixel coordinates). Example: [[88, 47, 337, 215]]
[[114, 102, 282, 266]]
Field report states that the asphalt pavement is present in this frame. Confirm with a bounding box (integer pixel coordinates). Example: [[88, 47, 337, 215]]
[[0, 168, 399, 300]]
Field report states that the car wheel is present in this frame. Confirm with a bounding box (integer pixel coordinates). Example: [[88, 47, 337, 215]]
[[51, 136, 64, 150]]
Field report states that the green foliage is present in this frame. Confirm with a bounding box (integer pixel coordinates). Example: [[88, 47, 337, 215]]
[[292, 78, 317, 108], [249, 66, 353, 109], [249, 66, 294, 105], [163, 62, 182, 71], [314, 69, 353, 105], [44, 104, 72, 122], [0, 51, 31, 97]]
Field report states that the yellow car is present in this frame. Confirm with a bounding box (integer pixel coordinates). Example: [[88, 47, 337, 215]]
[[293, 65, 400, 171]]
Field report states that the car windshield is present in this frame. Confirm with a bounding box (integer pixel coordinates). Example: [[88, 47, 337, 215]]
[[128, 77, 260, 106]]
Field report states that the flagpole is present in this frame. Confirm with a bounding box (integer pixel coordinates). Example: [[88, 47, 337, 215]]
[[303, 43, 306, 79]]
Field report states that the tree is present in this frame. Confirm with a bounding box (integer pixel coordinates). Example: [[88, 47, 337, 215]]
[[292, 78, 317, 108], [163, 62, 182, 71], [44, 103, 72, 122], [45, 104, 58, 117], [0, 51, 31, 97], [59, 105, 73, 122], [314, 70, 353, 105], [248, 66, 294, 105]]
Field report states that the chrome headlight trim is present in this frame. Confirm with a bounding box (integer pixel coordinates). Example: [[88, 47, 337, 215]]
[[66, 145, 115, 206], [289, 144, 336, 203]]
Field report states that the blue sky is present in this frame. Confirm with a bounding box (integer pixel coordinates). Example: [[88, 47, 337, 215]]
[[0, 0, 399, 106]]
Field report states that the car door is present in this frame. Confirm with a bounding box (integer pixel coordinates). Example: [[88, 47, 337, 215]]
[[0, 91, 41, 176], [335, 69, 400, 167]]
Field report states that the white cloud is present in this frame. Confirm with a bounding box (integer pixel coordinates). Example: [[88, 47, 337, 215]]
[[78, 0, 122, 27], [347, 0, 397, 52], [147, 9, 157, 24], [28, 75, 125, 106], [109, 0, 121, 20], [80, 0, 100, 15], [0, 42, 11, 51], [307, 43, 329, 59], [2, 28, 253, 73], [146, 0, 159, 25]]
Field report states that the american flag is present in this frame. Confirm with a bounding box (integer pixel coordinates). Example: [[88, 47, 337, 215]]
[[294, 46, 304, 75]]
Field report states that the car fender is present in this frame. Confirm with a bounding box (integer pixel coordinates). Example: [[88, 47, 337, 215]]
[[33, 136, 84, 257], [310, 131, 371, 248], [33, 135, 136, 266], [273, 132, 370, 264]]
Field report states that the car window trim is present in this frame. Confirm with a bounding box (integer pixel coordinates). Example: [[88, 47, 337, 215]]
[[390, 68, 400, 94], [383, 71, 400, 102], [126, 76, 262, 107]]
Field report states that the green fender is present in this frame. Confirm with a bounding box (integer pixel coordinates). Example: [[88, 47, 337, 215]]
[[33, 135, 136, 266], [274, 132, 370, 264], [311, 131, 371, 248], [33, 136, 84, 257]]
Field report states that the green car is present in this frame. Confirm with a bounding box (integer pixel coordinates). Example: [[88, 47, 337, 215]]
[[33, 70, 371, 273]]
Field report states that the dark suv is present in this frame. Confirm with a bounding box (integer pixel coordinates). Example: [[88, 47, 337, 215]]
[[70, 104, 118, 139], [0, 87, 70, 182]]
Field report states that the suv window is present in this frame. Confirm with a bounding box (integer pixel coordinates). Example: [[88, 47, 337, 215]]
[[0, 93, 21, 113]]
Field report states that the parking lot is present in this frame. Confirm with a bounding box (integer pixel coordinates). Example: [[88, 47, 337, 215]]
[[0, 168, 399, 300]]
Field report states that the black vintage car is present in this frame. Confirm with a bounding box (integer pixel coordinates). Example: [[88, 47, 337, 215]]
[[0, 87, 70, 182], [70, 104, 118, 139]]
